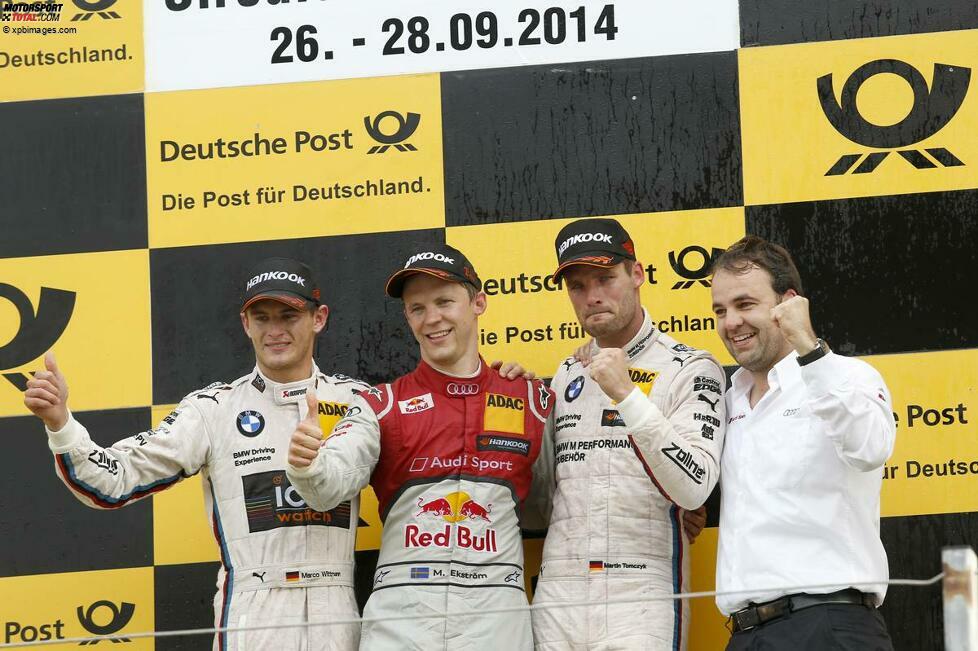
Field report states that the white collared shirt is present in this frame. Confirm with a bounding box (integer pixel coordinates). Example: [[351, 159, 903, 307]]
[[715, 351, 896, 615]]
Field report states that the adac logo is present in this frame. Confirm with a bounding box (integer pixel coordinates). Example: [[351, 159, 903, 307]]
[[363, 111, 420, 154], [77, 600, 135, 644], [818, 59, 971, 175], [415, 491, 492, 523], [0, 283, 75, 390], [668, 246, 723, 290], [71, 0, 121, 21]]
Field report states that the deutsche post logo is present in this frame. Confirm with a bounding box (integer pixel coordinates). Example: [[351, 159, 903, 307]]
[[668, 246, 723, 290], [363, 111, 420, 154], [71, 0, 120, 20], [818, 59, 971, 175], [77, 600, 135, 644], [0, 283, 75, 390]]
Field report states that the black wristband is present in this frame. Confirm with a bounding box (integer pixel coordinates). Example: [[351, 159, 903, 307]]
[[796, 338, 828, 366]]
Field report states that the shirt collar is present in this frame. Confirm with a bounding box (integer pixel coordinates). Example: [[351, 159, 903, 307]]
[[416, 357, 490, 397], [251, 363, 321, 406], [591, 308, 658, 361], [730, 351, 801, 399]]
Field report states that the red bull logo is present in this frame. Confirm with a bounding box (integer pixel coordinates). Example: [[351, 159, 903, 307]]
[[408, 491, 497, 552], [414, 491, 491, 523], [398, 393, 434, 414]]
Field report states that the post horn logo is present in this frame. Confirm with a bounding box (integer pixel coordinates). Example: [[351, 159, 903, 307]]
[[818, 59, 971, 175], [668, 245, 723, 290], [71, 0, 120, 20], [363, 111, 421, 154], [0, 283, 75, 390], [76, 600, 135, 644]]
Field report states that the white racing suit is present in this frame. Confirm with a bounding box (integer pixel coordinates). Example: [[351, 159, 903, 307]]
[[531, 311, 726, 650], [46, 364, 367, 651], [288, 360, 554, 651]]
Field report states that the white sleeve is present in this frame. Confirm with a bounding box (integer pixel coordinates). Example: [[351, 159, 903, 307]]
[[801, 352, 896, 471], [616, 357, 726, 510], [287, 393, 380, 512], [522, 412, 555, 533], [47, 399, 210, 510]]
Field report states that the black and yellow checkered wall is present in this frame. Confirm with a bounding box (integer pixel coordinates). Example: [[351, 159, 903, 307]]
[[1, 1, 976, 648]]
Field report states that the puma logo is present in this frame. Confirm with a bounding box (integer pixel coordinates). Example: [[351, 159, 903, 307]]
[[697, 393, 719, 413], [253, 572, 266, 583]]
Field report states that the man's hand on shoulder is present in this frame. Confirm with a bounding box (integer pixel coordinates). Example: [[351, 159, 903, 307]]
[[588, 348, 635, 403], [289, 392, 324, 469], [491, 360, 536, 380], [24, 352, 69, 431], [771, 295, 818, 355]]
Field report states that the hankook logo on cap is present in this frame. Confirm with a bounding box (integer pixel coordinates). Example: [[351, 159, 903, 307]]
[[404, 252, 455, 268], [246, 271, 307, 291], [558, 233, 613, 256]]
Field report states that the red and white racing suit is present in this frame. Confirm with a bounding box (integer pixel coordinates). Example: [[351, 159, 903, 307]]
[[531, 311, 726, 650], [288, 359, 554, 650], [45, 365, 366, 651]]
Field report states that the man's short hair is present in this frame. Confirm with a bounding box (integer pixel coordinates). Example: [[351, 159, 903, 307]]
[[712, 235, 804, 296]]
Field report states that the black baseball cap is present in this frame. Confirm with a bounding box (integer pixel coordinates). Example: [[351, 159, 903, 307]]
[[241, 257, 321, 311], [553, 218, 636, 281], [385, 244, 482, 298]]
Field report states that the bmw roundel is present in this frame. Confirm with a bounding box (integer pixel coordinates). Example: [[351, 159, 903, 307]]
[[565, 376, 585, 402], [236, 410, 265, 437]]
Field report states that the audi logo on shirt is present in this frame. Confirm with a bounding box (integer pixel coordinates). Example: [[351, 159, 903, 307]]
[[447, 383, 479, 397]]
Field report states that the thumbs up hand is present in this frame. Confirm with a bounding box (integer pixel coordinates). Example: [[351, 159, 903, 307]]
[[24, 352, 70, 431], [289, 390, 323, 468]]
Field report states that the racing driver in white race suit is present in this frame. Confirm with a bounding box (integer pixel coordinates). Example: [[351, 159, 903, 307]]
[[23, 257, 367, 651], [288, 244, 554, 651], [530, 219, 726, 650]]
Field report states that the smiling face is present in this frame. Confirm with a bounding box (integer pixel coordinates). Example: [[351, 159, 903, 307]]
[[562, 261, 645, 348], [402, 274, 485, 375], [710, 265, 794, 375], [240, 299, 327, 383]]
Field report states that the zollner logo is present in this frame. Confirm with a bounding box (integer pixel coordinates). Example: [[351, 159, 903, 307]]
[[364, 111, 420, 154], [0, 284, 75, 390], [76, 600, 135, 644], [71, 0, 120, 21], [668, 246, 723, 290], [818, 59, 971, 175]]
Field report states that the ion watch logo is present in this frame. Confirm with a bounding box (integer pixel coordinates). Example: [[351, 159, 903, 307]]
[[0, 284, 75, 390], [818, 59, 970, 175], [363, 111, 420, 154]]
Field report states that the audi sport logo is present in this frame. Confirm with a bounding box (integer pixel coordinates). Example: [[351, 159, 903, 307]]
[[446, 382, 479, 396]]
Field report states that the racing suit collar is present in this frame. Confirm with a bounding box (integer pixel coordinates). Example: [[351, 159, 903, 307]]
[[249, 364, 321, 406], [416, 357, 490, 398], [590, 308, 659, 361]]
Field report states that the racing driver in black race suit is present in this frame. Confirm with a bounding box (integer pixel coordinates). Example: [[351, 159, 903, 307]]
[[24, 257, 367, 651], [288, 244, 554, 650]]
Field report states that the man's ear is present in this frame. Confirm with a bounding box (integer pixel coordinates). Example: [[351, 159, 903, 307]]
[[313, 304, 329, 334]]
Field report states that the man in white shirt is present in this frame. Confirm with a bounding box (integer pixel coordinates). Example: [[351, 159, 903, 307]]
[[710, 235, 896, 650]]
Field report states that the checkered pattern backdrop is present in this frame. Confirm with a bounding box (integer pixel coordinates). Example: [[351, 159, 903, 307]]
[[1, 1, 976, 648]]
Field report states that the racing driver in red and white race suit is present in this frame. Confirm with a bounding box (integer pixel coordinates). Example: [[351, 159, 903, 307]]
[[23, 257, 366, 651], [288, 244, 554, 650], [530, 219, 726, 650]]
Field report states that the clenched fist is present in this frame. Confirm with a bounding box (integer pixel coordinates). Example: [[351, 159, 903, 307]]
[[770, 295, 818, 355], [24, 352, 69, 431], [588, 348, 634, 403], [289, 391, 323, 468]]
